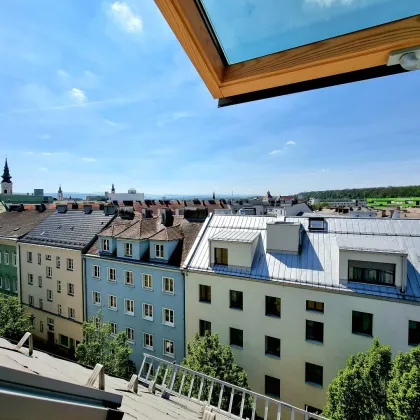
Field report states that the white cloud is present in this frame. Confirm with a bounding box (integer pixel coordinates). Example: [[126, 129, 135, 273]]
[[103, 119, 117, 126], [157, 111, 193, 126], [39, 133, 51, 140], [110, 2, 143, 33], [269, 150, 284, 155], [57, 69, 69, 78], [82, 157, 96, 162], [69, 88, 87, 103], [285, 141, 296, 145], [39, 167, 48, 171], [41, 152, 52, 156], [305, 0, 355, 7], [25, 151, 34, 156]]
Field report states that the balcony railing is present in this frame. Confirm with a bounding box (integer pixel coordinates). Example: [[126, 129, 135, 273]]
[[138, 353, 327, 420]]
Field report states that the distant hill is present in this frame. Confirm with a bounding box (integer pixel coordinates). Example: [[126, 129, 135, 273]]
[[299, 185, 420, 200]]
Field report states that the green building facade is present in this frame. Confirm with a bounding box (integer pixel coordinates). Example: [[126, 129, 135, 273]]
[[0, 239, 18, 296]]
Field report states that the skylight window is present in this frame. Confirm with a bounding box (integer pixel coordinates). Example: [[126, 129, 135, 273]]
[[309, 218, 325, 231], [198, 0, 419, 65]]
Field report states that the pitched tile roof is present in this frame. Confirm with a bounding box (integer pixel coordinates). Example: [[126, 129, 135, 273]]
[[0, 209, 54, 239], [21, 210, 116, 250], [87, 215, 204, 266]]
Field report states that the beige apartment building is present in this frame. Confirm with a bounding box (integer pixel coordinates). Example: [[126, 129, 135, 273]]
[[183, 215, 420, 418], [19, 204, 115, 351]]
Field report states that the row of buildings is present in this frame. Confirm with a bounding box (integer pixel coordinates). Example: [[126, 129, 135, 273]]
[[1, 163, 420, 417]]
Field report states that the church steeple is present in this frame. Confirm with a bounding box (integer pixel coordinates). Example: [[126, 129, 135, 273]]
[[57, 184, 64, 201], [1, 158, 11, 183], [111, 183, 115, 194], [1, 158, 13, 196]]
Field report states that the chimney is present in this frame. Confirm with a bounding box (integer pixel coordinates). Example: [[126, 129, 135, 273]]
[[56, 204, 68, 213], [119, 207, 134, 220], [84, 204, 93, 214], [159, 208, 173, 226], [142, 208, 153, 219], [35, 203, 46, 213], [104, 204, 118, 216], [266, 221, 302, 254]]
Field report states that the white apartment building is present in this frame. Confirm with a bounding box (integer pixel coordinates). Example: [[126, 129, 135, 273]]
[[183, 215, 420, 418], [19, 205, 115, 352]]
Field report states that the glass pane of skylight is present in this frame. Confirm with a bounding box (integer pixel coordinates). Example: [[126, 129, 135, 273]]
[[199, 0, 420, 65]]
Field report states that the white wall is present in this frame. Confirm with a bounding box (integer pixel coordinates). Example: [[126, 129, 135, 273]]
[[185, 271, 420, 417], [108, 192, 144, 201], [209, 240, 253, 268]]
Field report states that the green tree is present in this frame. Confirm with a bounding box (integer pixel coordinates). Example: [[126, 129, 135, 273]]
[[0, 295, 32, 341], [323, 338, 392, 420], [75, 314, 134, 379], [387, 346, 420, 419], [161, 332, 252, 415]]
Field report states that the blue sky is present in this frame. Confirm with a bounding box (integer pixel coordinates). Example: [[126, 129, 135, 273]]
[[0, 0, 420, 197]]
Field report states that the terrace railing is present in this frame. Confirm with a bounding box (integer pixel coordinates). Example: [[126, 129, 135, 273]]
[[138, 353, 327, 420]]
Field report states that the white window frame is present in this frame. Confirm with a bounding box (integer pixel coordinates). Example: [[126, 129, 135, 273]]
[[12, 252, 17, 267], [124, 271, 134, 286], [38, 276, 42, 288], [163, 339, 175, 358], [5, 277, 10, 291], [4, 252, 9, 265], [144, 333, 154, 350], [162, 277, 174, 295], [39, 298, 43, 309], [102, 239, 110, 252], [108, 267, 116, 282], [46, 254, 52, 261], [126, 327, 135, 343], [27, 251, 32, 263], [28, 295, 34, 306], [12, 278, 17, 293], [68, 307, 75, 320], [58, 304, 62, 315], [67, 283, 74, 296], [124, 298, 135, 316], [92, 265, 100, 279], [28, 274, 33, 285], [46, 266, 52, 279], [37, 253, 42, 265], [40, 321, 44, 333], [67, 258, 74, 271], [155, 244, 164, 259], [57, 280, 61, 293], [56, 256, 60, 268], [124, 242, 133, 257], [110, 322, 118, 335], [142, 303, 153, 321], [142, 273, 153, 290], [92, 291, 101, 306], [108, 294, 117, 311], [47, 289, 53, 302], [163, 308, 175, 327]]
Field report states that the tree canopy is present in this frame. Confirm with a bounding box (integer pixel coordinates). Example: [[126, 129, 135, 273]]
[[324, 338, 420, 420], [161, 332, 252, 416], [75, 314, 134, 379], [0, 295, 32, 341], [299, 185, 420, 200]]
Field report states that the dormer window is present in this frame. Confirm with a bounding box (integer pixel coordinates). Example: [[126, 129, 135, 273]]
[[349, 260, 395, 286], [155, 244, 164, 259], [124, 243, 132, 257], [215, 247, 228, 266], [309, 218, 325, 231], [102, 239, 110, 252]]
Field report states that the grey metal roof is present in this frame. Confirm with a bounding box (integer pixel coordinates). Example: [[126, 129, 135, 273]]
[[336, 236, 407, 255], [0, 209, 54, 239], [21, 210, 115, 250], [210, 229, 260, 243], [185, 215, 420, 303]]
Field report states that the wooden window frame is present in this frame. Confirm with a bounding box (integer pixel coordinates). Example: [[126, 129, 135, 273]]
[[154, 1, 420, 100]]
